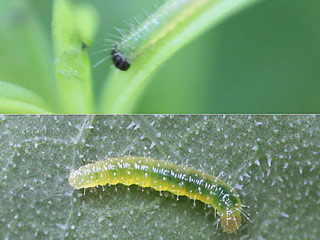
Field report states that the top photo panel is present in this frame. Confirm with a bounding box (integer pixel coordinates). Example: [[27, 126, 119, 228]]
[[1, 0, 319, 114]]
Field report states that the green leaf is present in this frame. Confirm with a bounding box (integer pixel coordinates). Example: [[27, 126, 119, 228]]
[[1, 115, 319, 239], [99, 0, 261, 113], [0, 0, 57, 108], [0, 80, 51, 113], [52, 0, 98, 113], [0, 99, 50, 114]]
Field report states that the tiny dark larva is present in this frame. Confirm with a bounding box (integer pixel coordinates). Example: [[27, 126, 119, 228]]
[[81, 43, 88, 49], [111, 48, 130, 71]]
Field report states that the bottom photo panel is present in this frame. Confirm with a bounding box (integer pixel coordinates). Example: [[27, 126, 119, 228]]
[[1, 115, 319, 239]]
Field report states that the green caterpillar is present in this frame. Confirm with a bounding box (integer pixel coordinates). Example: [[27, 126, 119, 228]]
[[69, 156, 242, 233], [111, 0, 210, 70]]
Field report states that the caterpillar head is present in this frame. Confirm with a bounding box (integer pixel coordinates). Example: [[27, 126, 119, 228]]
[[220, 215, 242, 233], [111, 48, 130, 71]]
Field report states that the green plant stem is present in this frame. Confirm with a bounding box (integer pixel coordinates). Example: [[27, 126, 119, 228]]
[[52, 0, 97, 113]]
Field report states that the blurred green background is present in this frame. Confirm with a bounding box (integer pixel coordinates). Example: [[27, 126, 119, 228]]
[[1, 0, 320, 113]]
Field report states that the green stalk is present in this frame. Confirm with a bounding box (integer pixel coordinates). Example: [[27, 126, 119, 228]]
[[52, 0, 98, 113]]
